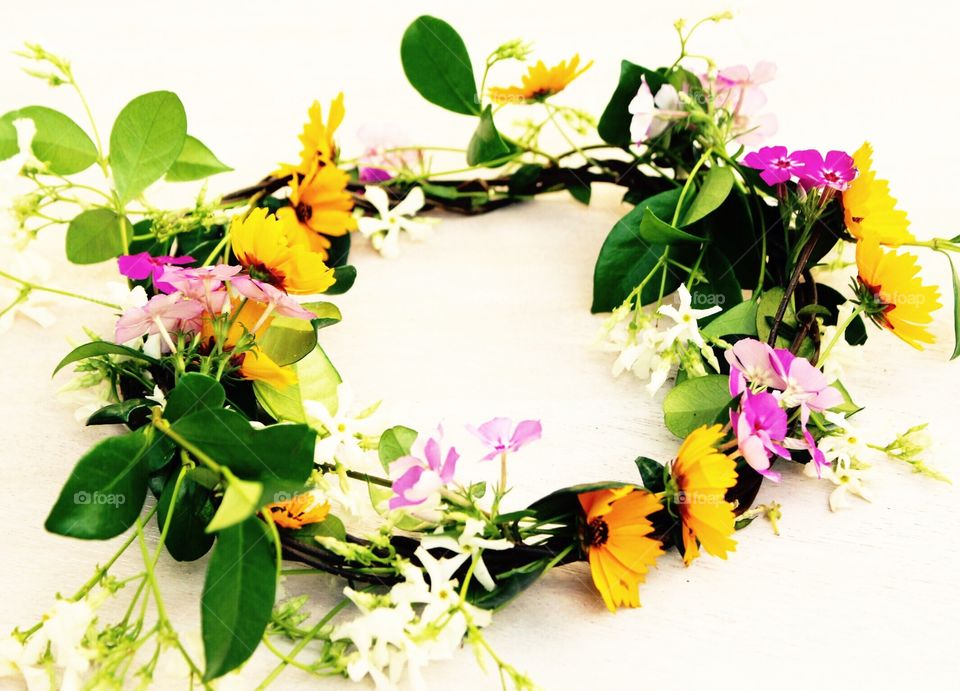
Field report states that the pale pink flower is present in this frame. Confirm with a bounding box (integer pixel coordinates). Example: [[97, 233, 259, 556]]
[[466, 417, 542, 461], [114, 293, 203, 351]]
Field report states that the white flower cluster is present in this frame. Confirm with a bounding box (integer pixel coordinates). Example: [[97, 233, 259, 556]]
[[594, 285, 720, 394]]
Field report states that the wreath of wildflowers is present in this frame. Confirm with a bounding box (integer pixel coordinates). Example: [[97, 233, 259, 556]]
[[1, 13, 956, 690]]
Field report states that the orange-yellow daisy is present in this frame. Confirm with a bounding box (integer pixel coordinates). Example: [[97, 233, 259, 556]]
[[843, 142, 915, 246], [669, 424, 737, 565], [239, 346, 297, 389], [230, 208, 335, 294], [855, 239, 941, 349], [263, 492, 330, 529], [276, 161, 357, 260], [578, 486, 664, 611], [276, 94, 345, 177], [489, 55, 593, 104]]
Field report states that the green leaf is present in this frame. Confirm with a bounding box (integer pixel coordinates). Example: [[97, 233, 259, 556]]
[[680, 166, 735, 227], [379, 426, 418, 469], [830, 379, 863, 416], [701, 299, 759, 339], [400, 16, 480, 116], [54, 341, 158, 375], [163, 373, 226, 422], [3, 106, 98, 174], [157, 476, 215, 561], [257, 305, 342, 366], [287, 514, 346, 542], [254, 345, 341, 423], [86, 399, 152, 427], [304, 301, 343, 331], [0, 117, 17, 161], [662, 374, 732, 438], [597, 61, 665, 146], [65, 208, 127, 264], [324, 265, 356, 295], [638, 206, 704, 244], [468, 556, 553, 611], [756, 287, 792, 348], [634, 456, 665, 492], [205, 476, 264, 533], [466, 106, 517, 166], [165, 135, 231, 182], [202, 517, 277, 680], [943, 253, 960, 359], [592, 189, 686, 312], [109, 91, 187, 202], [568, 181, 591, 205], [44, 432, 150, 539]]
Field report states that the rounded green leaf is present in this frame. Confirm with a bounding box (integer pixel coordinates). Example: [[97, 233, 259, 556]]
[[163, 373, 226, 422], [6, 106, 98, 174], [254, 344, 341, 423], [202, 517, 277, 680], [401, 16, 480, 116], [65, 208, 127, 264], [0, 116, 20, 162], [597, 61, 665, 147], [44, 432, 150, 539], [662, 374, 732, 438], [701, 299, 759, 339], [109, 91, 187, 202], [638, 207, 704, 244], [165, 134, 232, 182], [157, 476, 215, 561], [466, 106, 517, 166], [680, 166, 735, 227], [205, 477, 263, 533]]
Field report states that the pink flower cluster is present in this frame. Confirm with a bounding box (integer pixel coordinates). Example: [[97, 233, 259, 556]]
[[726, 339, 841, 479], [705, 61, 778, 145], [114, 253, 315, 351], [743, 146, 857, 190], [388, 417, 541, 511]]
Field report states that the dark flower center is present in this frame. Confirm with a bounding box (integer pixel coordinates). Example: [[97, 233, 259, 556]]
[[585, 517, 609, 547], [248, 262, 286, 288], [295, 202, 313, 223]]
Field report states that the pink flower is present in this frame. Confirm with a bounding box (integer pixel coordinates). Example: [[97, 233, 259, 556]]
[[231, 276, 316, 320], [725, 338, 787, 396], [159, 264, 241, 313], [794, 150, 857, 191], [117, 252, 194, 293], [731, 390, 789, 480], [712, 61, 777, 115], [784, 428, 829, 477], [114, 293, 204, 351], [772, 349, 844, 425], [388, 429, 459, 510], [743, 146, 806, 186], [359, 167, 393, 183], [467, 417, 542, 461]]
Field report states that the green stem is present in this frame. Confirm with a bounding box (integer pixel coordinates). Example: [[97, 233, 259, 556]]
[[671, 148, 712, 226], [152, 409, 223, 473], [816, 303, 867, 368]]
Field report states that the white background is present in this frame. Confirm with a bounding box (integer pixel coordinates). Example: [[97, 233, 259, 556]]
[[1, 1, 959, 689]]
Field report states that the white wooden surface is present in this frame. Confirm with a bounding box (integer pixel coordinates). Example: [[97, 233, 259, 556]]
[[2, 2, 959, 689]]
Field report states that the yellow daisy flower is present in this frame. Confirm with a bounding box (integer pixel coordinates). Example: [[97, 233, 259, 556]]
[[669, 424, 737, 565], [276, 94, 345, 177], [855, 239, 942, 349], [578, 486, 664, 611], [264, 493, 330, 529], [489, 54, 592, 104], [276, 161, 357, 260], [843, 142, 915, 246], [230, 208, 335, 294]]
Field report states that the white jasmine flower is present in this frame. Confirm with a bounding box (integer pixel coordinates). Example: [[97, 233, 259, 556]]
[[817, 412, 871, 469], [358, 186, 435, 258], [593, 304, 679, 395], [815, 462, 872, 511], [420, 518, 512, 591], [305, 383, 381, 467], [657, 284, 721, 349]]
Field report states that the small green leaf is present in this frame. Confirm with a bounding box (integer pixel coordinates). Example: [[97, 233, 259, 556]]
[[165, 135, 231, 182], [401, 16, 480, 116], [54, 341, 158, 375], [202, 517, 277, 680], [157, 476, 215, 561], [109, 91, 187, 202], [467, 106, 517, 166], [634, 456, 665, 492], [65, 208, 127, 264], [205, 477, 264, 533], [86, 399, 152, 427], [379, 426, 418, 469], [830, 379, 863, 415], [568, 181, 591, 205], [44, 432, 150, 539], [662, 374, 732, 438], [324, 265, 356, 295], [638, 207, 704, 244], [304, 301, 343, 331], [0, 117, 17, 161], [701, 299, 759, 339], [4, 106, 98, 174], [943, 253, 960, 359], [680, 166, 735, 227], [598, 61, 665, 147], [258, 317, 317, 367], [288, 514, 346, 542], [163, 373, 226, 422], [254, 345, 341, 423]]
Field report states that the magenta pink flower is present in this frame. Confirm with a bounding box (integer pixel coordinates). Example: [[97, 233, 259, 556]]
[[784, 428, 829, 477], [114, 293, 204, 350], [231, 276, 316, 320], [117, 252, 194, 293], [731, 390, 789, 480], [359, 167, 393, 183], [771, 349, 844, 425], [467, 417, 542, 461], [743, 146, 806, 186], [794, 149, 857, 191], [388, 429, 459, 510], [725, 338, 787, 396]]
